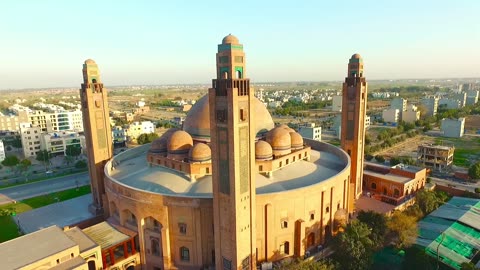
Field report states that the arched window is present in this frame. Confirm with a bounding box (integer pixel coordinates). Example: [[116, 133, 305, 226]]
[[281, 241, 290, 254], [394, 189, 400, 197], [180, 247, 190, 261], [371, 183, 377, 190], [326, 206, 330, 213], [87, 261, 96, 270], [151, 239, 160, 256], [236, 70, 242, 79]]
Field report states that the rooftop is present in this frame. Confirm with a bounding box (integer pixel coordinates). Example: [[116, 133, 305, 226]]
[[82, 222, 131, 250], [14, 194, 95, 234], [64, 227, 98, 253], [0, 226, 77, 270], [108, 142, 347, 198], [363, 169, 412, 184]]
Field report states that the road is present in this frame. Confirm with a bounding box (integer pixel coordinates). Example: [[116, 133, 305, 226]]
[[430, 176, 480, 193], [0, 172, 90, 205]]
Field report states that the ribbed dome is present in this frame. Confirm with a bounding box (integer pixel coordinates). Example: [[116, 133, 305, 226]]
[[188, 143, 211, 162], [183, 95, 274, 141], [266, 127, 291, 156], [255, 140, 273, 161], [167, 130, 193, 154], [84, 59, 96, 64], [149, 128, 178, 154], [278, 124, 295, 133], [290, 132, 304, 150], [222, 34, 239, 44]]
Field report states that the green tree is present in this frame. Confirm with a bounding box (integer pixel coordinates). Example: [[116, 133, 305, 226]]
[[375, 155, 385, 163], [390, 157, 401, 166], [75, 160, 87, 169], [331, 220, 374, 270], [402, 246, 435, 270], [137, 132, 159, 145], [357, 210, 387, 249], [275, 259, 337, 270], [36, 150, 51, 163], [387, 211, 417, 249], [460, 262, 480, 270], [468, 162, 480, 179], [11, 137, 22, 148], [1, 155, 19, 167], [416, 189, 445, 215], [65, 145, 82, 158]]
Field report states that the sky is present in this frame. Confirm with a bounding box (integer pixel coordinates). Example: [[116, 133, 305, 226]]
[[0, 0, 479, 89]]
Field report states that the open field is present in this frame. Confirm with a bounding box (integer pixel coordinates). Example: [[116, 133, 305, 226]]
[[372, 135, 435, 159], [435, 136, 480, 167], [0, 186, 91, 243], [465, 115, 480, 132]]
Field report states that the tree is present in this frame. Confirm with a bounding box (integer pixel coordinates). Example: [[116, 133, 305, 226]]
[[387, 211, 417, 249], [65, 145, 82, 158], [36, 150, 51, 163], [275, 259, 337, 270], [375, 155, 385, 163], [1, 155, 19, 167], [416, 189, 445, 215], [357, 210, 387, 249], [75, 160, 87, 169], [365, 154, 374, 161], [137, 132, 159, 145], [390, 157, 401, 166], [402, 246, 435, 270], [460, 262, 480, 270], [11, 137, 22, 148], [331, 220, 374, 270], [468, 162, 480, 179]]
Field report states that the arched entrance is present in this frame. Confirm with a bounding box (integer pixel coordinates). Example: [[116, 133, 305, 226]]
[[87, 260, 95, 270], [306, 232, 315, 248], [324, 225, 332, 243]]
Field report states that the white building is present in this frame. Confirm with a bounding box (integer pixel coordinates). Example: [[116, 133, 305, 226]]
[[332, 95, 342, 112], [421, 97, 439, 117], [402, 110, 420, 123], [112, 126, 127, 146], [453, 92, 467, 107], [441, 118, 465, 138], [40, 131, 86, 156], [365, 116, 371, 128], [0, 140, 5, 162], [0, 111, 28, 132], [390, 97, 407, 112], [19, 123, 42, 158], [125, 121, 155, 142], [298, 123, 321, 141], [466, 90, 479, 105], [27, 110, 83, 133], [382, 108, 400, 123], [439, 98, 461, 109]]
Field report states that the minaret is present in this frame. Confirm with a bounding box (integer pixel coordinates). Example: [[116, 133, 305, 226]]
[[80, 59, 113, 216], [209, 35, 256, 270], [340, 54, 368, 213]]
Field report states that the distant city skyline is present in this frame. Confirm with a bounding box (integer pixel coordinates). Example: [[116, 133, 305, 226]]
[[1, 0, 479, 89]]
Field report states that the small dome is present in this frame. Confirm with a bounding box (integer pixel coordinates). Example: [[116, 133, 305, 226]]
[[351, 53, 362, 59], [149, 128, 178, 154], [222, 34, 239, 44], [167, 130, 193, 154], [189, 143, 211, 162], [84, 59, 96, 64], [255, 140, 273, 161], [290, 132, 304, 150], [266, 127, 291, 155]]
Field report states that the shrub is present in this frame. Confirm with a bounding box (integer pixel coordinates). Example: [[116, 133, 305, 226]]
[[475, 188, 480, 194], [375, 155, 385, 163]]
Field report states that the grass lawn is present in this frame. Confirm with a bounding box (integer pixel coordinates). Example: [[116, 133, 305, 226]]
[[0, 185, 91, 243], [435, 137, 480, 167]]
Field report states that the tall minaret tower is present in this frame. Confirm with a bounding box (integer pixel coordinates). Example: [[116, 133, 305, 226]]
[[80, 59, 113, 216], [209, 35, 256, 270], [340, 54, 368, 213]]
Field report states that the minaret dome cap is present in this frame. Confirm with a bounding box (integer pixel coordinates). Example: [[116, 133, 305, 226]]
[[84, 59, 96, 64], [222, 34, 239, 44], [351, 53, 362, 59]]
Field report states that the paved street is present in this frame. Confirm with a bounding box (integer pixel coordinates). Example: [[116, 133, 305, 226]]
[[0, 172, 90, 205], [430, 176, 480, 193]]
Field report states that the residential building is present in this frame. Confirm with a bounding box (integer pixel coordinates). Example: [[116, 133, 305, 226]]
[[0, 110, 28, 131], [421, 97, 439, 117], [332, 95, 342, 111], [382, 108, 400, 123], [453, 92, 467, 107], [298, 123, 321, 141], [27, 110, 84, 133], [390, 97, 407, 112], [466, 90, 479, 105], [439, 98, 461, 109], [365, 115, 371, 128], [112, 126, 127, 147], [441, 118, 465, 138], [0, 140, 5, 162], [125, 121, 155, 142], [40, 131, 86, 156], [19, 123, 42, 157], [417, 144, 454, 171], [402, 109, 420, 123]]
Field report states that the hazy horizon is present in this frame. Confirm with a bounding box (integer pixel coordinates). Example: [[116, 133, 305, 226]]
[[1, 0, 479, 89]]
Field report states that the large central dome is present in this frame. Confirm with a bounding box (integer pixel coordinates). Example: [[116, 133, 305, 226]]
[[183, 95, 274, 141]]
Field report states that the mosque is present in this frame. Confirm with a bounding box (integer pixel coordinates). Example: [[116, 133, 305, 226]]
[[79, 34, 367, 270]]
